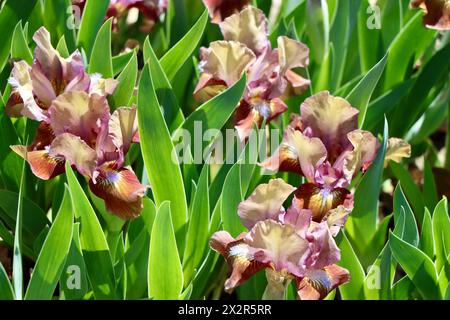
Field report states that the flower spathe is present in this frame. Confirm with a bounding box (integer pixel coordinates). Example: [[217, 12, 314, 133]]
[[195, 6, 311, 141], [210, 179, 350, 300], [7, 27, 146, 220]]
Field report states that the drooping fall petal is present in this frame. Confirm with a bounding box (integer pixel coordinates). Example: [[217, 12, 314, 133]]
[[237, 178, 296, 229], [294, 183, 350, 222], [89, 165, 147, 219], [210, 231, 268, 293], [296, 264, 350, 300], [219, 6, 269, 55], [301, 91, 359, 162], [10, 146, 64, 180], [9, 122, 64, 180]]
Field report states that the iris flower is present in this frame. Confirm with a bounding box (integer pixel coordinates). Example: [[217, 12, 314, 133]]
[[261, 91, 411, 221], [411, 0, 450, 30], [194, 6, 310, 141], [72, 0, 167, 32], [210, 179, 350, 300], [7, 27, 146, 219]]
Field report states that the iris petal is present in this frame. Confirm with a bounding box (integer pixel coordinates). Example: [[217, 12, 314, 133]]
[[296, 265, 350, 300], [294, 183, 350, 222], [238, 178, 296, 229], [89, 165, 147, 219]]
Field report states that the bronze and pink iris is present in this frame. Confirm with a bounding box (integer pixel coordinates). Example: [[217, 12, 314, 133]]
[[210, 179, 350, 300], [73, 0, 167, 32], [260, 91, 411, 222], [6, 27, 146, 220], [194, 6, 311, 141], [411, 0, 450, 30]]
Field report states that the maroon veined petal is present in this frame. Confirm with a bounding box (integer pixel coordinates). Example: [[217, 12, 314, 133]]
[[30, 65, 57, 107], [89, 165, 147, 220], [296, 264, 350, 300], [235, 100, 259, 142], [294, 183, 350, 222], [203, 0, 251, 24], [5, 91, 25, 118], [210, 231, 269, 293], [411, 0, 450, 30], [193, 73, 227, 103]]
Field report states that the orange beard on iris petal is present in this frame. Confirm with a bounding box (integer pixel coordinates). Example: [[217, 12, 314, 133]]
[[294, 183, 350, 222]]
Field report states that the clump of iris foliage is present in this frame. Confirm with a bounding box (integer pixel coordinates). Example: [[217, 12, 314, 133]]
[[0, 0, 449, 301]]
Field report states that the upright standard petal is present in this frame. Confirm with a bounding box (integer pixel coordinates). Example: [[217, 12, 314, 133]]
[[277, 36, 309, 73], [237, 179, 296, 229], [325, 205, 351, 237], [203, 0, 250, 23], [89, 164, 147, 219], [246, 220, 310, 277], [108, 107, 138, 155], [285, 127, 327, 182], [301, 91, 359, 162], [296, 264, 350, 300], [210, 231, 268, 293], [342, 129, 379, 182], [385, 138, 411, 166], [197, 41, 255, 87], [49, 92, 110, 146], [7, 61, 48, 121], [219, 6, 269, 55], [49, 133, 97, 178]]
